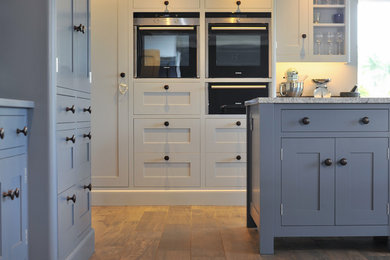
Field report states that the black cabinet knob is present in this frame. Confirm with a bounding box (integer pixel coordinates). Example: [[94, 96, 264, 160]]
[[236, 155, 242, 161], [302, 34, 307, 39], [83, 106, 92, 114], [302, 117, 310, 125], [3, 190, 15, 200], [361, 117, 370, 124], [339, 158, 348, 166], [67, 194, 76, 203], [164, 0, 169, 5], [66, 105, 76, 114], [236, 121, 241, 126], [14, 188, 20, 198], [66, 135, 76, 143], [164, 156, 170, 161], [164, 121, 170, 127], [74, 24, 86, 34], [16, 126, 28, 136], [83, 132, 92, 140], [84, 184, 92, 191], [324, 158, 333, 166], [120, 72, 126, 78], [236, 1, 241, 6], [0, 128, 5, 139], [164, 85, 169, 90]]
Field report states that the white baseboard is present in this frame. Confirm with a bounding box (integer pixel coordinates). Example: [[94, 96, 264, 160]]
[[91, 189, 246, 206]]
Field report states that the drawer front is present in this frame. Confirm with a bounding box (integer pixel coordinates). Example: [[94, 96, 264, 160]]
[[133, 0, 199, 9], [57, 129, 77, 193], [134, 153, 200, 187], [57, 94, 77, 123], [58, 186, 77, 259], [0, 154, 28, 260], [134, 82, 201, 115], [205, 0, 272, 9], [0, 112, 28, 150], [205, 153, 246, 187], [205, 119, 246, 153], [134, 119, 200, 153], [75, 127, 91, 181], [76, 97, 91, 122], [281, 109, 389, 132], [76, 178, 92, 237]]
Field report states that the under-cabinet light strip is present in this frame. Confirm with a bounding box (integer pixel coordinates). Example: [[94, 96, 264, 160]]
[[211, 26, 267, 30], [139, 26, 195, 30], [210, 85, 267, 89]]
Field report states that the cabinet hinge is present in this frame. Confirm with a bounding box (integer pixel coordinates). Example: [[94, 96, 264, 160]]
[[25, 229, 28, 245], [281, 148, 283, 161], [387, 203, 389, 215], [280, 203, 284, 216], [56, 57, 59, 73], [24, 168, 27, 184]]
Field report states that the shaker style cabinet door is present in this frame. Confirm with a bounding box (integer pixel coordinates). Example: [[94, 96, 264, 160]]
[[132, 0, 200, 10], [205, 0, 272, 10], [281, 138, 335, 226], [335, 138, 389, 225]]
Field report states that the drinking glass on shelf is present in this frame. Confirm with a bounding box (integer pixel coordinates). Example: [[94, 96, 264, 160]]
[[315, 33, 323, 55], [336, 32, 344, 55], [314, 12, 321, 23], [327, 32, 335, 55]]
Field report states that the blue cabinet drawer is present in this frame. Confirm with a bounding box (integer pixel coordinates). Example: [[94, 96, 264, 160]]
[[57, 128, 77, 193], [76, 126, 91, 181], [58, 186, 77, 260], [281, 109, 389, 132], [76, 177, 92, 237], [57, 94, 77, 124], [76, 96, 91, 122], [0, 110, 28, 150]]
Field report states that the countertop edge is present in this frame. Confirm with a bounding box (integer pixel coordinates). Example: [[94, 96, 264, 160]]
[[0, 98, 35, 108], [245, 97, 390, 106]]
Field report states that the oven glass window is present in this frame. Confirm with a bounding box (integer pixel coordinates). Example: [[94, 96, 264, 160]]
[[137, 29, 197, 78]]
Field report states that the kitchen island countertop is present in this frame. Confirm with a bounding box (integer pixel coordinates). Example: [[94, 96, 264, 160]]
[[245, 97, 390, 105]]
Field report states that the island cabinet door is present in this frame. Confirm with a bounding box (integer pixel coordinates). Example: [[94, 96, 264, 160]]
[[281, 138, 335, 226], [335, 138, 389, 226]]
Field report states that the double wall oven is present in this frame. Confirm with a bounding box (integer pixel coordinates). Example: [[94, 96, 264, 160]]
[[206, 12, 271, 78], [134, 13, 200, 78]]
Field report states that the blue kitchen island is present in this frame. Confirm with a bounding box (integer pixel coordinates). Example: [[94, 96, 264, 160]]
[[245, 97, 390, 254]]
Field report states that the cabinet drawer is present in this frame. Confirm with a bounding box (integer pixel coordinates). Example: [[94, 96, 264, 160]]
[[134, 119, 200, 153], [76, 178, 92, 237], [57, 129, 77, 193], [76, 97, 91, 122], [134, 82, 201, 115], [58, 186, 77, 260], [205, 153, 246, 187], [57, 94, 77, 123], [133, 0, 199, 10], [281, 109, 389, 132], [76, 127, 91, 181], [205, 119, 246, 153], [205, 0, 272, 10], [0, 112, 28, 150], [134, 153, 200, 187]]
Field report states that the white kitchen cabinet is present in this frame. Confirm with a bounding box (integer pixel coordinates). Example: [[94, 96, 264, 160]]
[[134, 118, 200, 153], [134, 82, 201, 115], [205, 119, 246, 153], [133, 0, 200, 10], [205, 153, 246, 187], [205, 0, 272, 11], [134, 153, 201, 187], [276, 0, 349, 62]]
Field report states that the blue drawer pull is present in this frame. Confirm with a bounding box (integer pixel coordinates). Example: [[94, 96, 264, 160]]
[[16, 126, 28, 136], [66, 105, 75, 114], [66, 135, 76, 143]]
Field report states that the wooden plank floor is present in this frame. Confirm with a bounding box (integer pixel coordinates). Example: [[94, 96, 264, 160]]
[[90, 206, 390, 260]]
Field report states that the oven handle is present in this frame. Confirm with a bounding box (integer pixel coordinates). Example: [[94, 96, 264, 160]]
[[220, 104, 246, 110], [138, 26, 195, 30], [210, 85, 267, 89], [210, 26, 267, 30]]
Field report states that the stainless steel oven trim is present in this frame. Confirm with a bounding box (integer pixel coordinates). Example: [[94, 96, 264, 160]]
[[138, 26, 196, 30], [196, 26, 200, 78], [134, 26, 137, 78], [210, 85, 267, 89], [134, 18, 200, 26], [205, 17, 272, 78]]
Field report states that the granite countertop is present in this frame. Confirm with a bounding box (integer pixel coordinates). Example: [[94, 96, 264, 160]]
[[245, 97, 390, 106], [0, 98, 34, 108]]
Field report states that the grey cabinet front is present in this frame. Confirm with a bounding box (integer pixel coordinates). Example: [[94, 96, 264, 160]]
[[282, 138, 335, 226], [336, 138, 389, 225]]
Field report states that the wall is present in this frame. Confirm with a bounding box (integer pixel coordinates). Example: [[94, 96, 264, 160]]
[[0, 0, 57, 259]]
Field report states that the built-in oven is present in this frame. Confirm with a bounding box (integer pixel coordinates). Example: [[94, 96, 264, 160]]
[[134, 13, 199, 78], [208, 83, 269, 114], [206, 13, 271, 78]]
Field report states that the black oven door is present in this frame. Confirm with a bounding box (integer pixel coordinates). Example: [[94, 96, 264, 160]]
[[208, 23, 269, 78], [137, 26, 197, 78]]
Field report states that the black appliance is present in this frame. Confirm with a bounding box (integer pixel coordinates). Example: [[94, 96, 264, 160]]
[[134, 13, 199, 78], [206, 12, 271, 78], [208, 83, 269, 114]]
